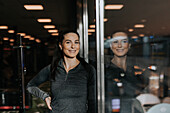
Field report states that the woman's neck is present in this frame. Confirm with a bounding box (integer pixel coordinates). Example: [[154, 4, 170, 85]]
[[63, 56, 80, 73], [111, 55, 127, 71]]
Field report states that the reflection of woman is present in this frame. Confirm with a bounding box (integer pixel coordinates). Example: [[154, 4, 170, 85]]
[[106, 32, 145, 97], [105, 32, 146, 113], [27, 31, 96, 113]]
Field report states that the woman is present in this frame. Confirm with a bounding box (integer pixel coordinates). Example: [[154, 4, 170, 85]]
[[27, 31, 96, 113]]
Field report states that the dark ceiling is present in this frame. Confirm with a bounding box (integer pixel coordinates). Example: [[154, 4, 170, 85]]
[[0, 0, 76, 42], [1, 0, 170, 44]]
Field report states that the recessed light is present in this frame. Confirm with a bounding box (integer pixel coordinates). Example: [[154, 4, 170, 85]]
[[89, 25, 95, 28], [139, 34, 145, 37], [88, 33, 92, 35], [134, 24, 145, 28], [104, 18, 108, 22], [0, 26, 8, 29], [9, 39, 15, 42], [37, 19, 52, 23], [88, 29, 95, 32], [24, 5, 44, 10], [3, 37, 9, 40], [51, 33, 59, 36], [48, 29, 58, 33], [131, 36, 138, 39], [29, 37, 35, 40], [105, 4, 124, 10], [35, 39, 41, 43], [17, 33, 26, 36], [24, 35, 31, 38], [8, 30, 15, 33], [128, 29, 134, 32], [44, 25, 55, 29]]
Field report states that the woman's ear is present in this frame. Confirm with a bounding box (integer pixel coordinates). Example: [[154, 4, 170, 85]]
[[59, 43, 62, 50], [129, 44, 131, 49]]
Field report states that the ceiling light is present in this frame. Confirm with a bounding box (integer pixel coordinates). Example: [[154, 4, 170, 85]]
[[9, 39, 15, 42], [3, 37, 9, 40], [89, 25, 95, 28], [35, 39, 41, 43], [24, 35, 31, 38], [139, 34, 145, 37], [44, 25, 55, 29], [0, 26, 8, 29], [105, 4, 124, 10], [128, 29, 134, 32], [24, 5, 44, 10], [131, 36, 138, 39], [48, 29, 58, 33], [88, 29, 95, 32], [29, 37, 35, 40], [37, 19, 52, 23], [134, 24, 145, 28], [8, 30, 15, 33], [88, 33, 92, 35], [51, 33, 59, 36], [17, 33, 26, 36], [104, 18, 108, 22]]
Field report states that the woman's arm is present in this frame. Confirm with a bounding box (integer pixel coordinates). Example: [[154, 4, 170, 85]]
[[27, 65, 51, 100]]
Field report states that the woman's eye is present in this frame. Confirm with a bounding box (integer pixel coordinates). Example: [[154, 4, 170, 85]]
[[66, 41, 70, 44], [75, 41, 79, 44], [122, 40, 128, 43]]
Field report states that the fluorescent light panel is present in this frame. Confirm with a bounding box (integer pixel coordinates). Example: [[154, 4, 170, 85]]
[[0, 26, 8, 29], [44, 25, 55, 29], [17, 33, 26, 36], [48, 29, 58, 33], [89, 25, 95, 28], [51, 33, 59, 36], [24, 5, 44, 10], [88, 29, 95, 32], [8, 30, 15, 33], [105, 4, 124, 10], [37, 19, 52, 23], [128, 29, 134, 32], [134, 24, 145, 28]]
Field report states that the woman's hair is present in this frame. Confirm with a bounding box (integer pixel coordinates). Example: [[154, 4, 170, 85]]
[[50, 30, 80, 80]]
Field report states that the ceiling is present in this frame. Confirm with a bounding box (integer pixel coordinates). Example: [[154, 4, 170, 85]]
[[0, 0, 170, 44]]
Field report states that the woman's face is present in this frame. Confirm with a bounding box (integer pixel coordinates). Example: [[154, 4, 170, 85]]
[[59, 32, 80, 58], [110, 34, 130, 57]]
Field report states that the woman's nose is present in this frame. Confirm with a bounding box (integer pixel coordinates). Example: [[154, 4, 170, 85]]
[[71, 43, 75, 48], [118, 41, 122, 48]]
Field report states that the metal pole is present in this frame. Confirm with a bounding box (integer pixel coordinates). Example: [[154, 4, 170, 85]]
[[96, 0, 105, 113], [15, 35, 26, 113]]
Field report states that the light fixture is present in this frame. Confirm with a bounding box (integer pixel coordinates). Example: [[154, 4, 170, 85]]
[[128, 29, 134, 32], [24, 5, 44, 10], [0, 26, 8, 29], [9, 39, 15, 42], [3, 37, 9, 40], [89, 25, 95, 28], [35, 39, 41, 43], [44, 25, 55, 29], [29, 37, 35, 40], [88, 33, 92, 35], [37, 19, 52, 23], [131, 36, 138, 39], [8, 30, 15, 33], [51, 33, 59, 36], [17, 33, 26, 36], [88, 29, 95, 32], [105, 4, 124, 10], [48, 29, 58, 33], [104, 18, 108, 22], [134, 24, 145, 28], [139, 34, 145, 37], [24, 35, 31, 38]]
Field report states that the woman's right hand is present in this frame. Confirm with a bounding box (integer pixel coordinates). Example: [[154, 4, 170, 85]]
[[45, 97, 52, 110]]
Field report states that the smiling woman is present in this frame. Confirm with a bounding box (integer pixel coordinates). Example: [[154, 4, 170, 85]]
[[26, 31, 96, 113]]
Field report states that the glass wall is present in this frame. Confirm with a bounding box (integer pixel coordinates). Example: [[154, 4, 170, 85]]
[[103, 0, 170, 113]]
